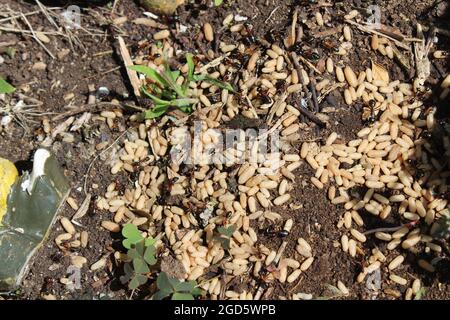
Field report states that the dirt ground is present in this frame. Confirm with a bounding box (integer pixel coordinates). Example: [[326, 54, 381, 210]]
[[0, 0, 449, 300]]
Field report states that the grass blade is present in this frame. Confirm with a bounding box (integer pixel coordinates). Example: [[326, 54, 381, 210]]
[[186, 53, 195, 80], [142, 105, 169, 119], [128, 65, 166, 88], [141, 87, 171, 106], [192, 74, 235, 92], [0, 77, 15, 94]]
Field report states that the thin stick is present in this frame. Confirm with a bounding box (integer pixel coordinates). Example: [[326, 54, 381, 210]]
[[0, 7, 60, 23], [363, 221, 418, 236], [295, 102, 326, 128], [35, 0, 59, 30], [345, 19, 410, 50], [290, 52, 309, 90], [118, 36, 141, 97], [20, 13, 55, 59], [309, 78, 320, 112], [111, 0, 120, 15], [0, 26, 62, 36], [317, 83, 345, 104], [290, 52, 318, 116], [265, 6, 280, 23], [297, 54, 322, 75]]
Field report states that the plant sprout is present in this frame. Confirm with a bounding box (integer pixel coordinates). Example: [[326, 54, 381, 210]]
[[128, 53, 234, 119], [215, 224, 236, 250], [120, 224, 157, 290], [0, 77, 15, 94], [153, 272, 202, 300]]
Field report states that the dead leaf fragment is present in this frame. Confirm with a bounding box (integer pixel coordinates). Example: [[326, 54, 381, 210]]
[[371, 60, 389, 83], [72, 193, 92, 220]]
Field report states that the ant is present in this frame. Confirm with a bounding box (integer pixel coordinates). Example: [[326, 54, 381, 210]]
[[362, 99, 377, 124], [229, 48, 251, 68], [222, 69, 234, 82], [321, 38, 340, 53], [159, 176, 179, 200], [50, 251, 64, 263], [256, 87, 273, 104], [41, 277, 57, 293], [418, 129, 433, 140], [438, 190, 450, 200], [414, 171, 426, 182], [275, 80, 288, 95], [261, 225, 290, 238], [237, 92, 250, 107], [302, 49, 320, 62], [242, 23, 257, 45]]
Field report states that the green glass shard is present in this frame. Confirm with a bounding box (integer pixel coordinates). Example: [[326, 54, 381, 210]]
[[0, 149, 70, 292]]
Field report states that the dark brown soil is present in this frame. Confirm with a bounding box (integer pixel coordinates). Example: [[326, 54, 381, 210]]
[[0, 0, 448, 300]]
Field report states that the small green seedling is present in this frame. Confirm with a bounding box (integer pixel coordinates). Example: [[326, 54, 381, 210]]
[[215, 224, 236, 250], [128, 53, 234, 119], [214, 0, 223, 6], [120, 224, 157, 290], [5, 47, 16, 59], [414, 287, 427, 300], [0, 77, 15, 94], [153, 272, 202, 300]]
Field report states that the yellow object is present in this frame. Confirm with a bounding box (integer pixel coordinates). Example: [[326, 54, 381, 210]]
[[139, 0, 185, 14], [0, 157, 18, 224]]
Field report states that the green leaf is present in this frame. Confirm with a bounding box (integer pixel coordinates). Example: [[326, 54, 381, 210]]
[[0, 77, 15, 94], [136, 274, 148, 285], [133, 257, 150, 274], [167, 275, 182, 289], [186, 53, 195, 80], [127, 247, 140, 260], [414, 287, 427, 300], [128, 65, 166, 88], [129, 274, 148, 290], [142, 105, 170, 119], [124, 262, 134, 275], [145, 237, 156, 247], [120, 263, 134, 284], [216, 236, 231, 250], [174, 280, 195, 293], [191, 287, 202, 296], [122, 224, 143, 249], [172, 292, 194, 300], [192, 74, 235, 92], [134, 241, 146, 256], [129, 276, 141, 290], [170, 98, 198, 107], [157, 272, 174, 292], [153, 288, 172, 300], [141, 87, 171, 106], [178, 105, 193, 113], [144, 245, 156, 265], [122, 223, 141, 239], [218, 225, 236, 237], [5, 47, 15, 59], [182, 53, 195, 93], [159, 70, 186, 98], [170, 70, 181, 83], [214, 0, 223, 6]]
